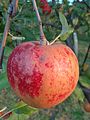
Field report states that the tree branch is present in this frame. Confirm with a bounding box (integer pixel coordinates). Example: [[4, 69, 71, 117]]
[[0, 6, 11, 69], [32, 0, 48, 45], [12, 0, 19, 16], [82, 43, 90, 69], [77, 0, 90, 9], [0, 0, 18, 70]]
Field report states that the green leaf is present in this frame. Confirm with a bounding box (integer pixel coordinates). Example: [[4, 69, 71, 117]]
[[74, 86, 85, 102], [59, 12, 74, 41], [7, 112, 29, 120], [72, 18, 79, 26], [0, 22, 4, 33], [15, 105, 38, 115], [0, 72, 10, 90], [4, 46, 13, 57], [85, 68, 90, 79], [77, 26, 88, 34], [79, 75, 90, 88], [59, 12, 68, 31], [13, 101, 38, 115], [0, 101, 38, 119], [13, 101, 27, 109], [0, 47, 11, 91], [60, 26, 74, 41]]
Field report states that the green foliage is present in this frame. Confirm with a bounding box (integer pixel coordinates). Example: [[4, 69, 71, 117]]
[[85, 68, 90, 79], [4, 46, 13, 57], [7, 113, 29, 120], [0, 72, 10, 91], [0, 46, 13, 91], [6, 102, 36, 120], [13, 101, 38, 115], [59, 12, 74, 41], [0, 101, 38, 120], [79, 76, 90, 88], [74, 86, 85, 102], [72, 17, 78, 26]]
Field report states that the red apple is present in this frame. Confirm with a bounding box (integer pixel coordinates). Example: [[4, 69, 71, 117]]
[[7, 42, 79, 108], [40, 0, 52, 15]]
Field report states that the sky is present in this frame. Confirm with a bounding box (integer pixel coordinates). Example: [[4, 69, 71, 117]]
[[48, 0, 82, 4], [48, 0, 74, 2], [48, 0, 74, 4]]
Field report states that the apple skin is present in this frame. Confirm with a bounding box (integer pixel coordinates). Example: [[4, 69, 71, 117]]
[[7, 42, 79, 108]]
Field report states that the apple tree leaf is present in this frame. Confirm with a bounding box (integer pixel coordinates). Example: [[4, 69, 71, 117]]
[[79, 75, 90, 88], [74, 86, 85, 102], [0, 72, 10, 91], [59, 12, 74, 41], [13, 101, 38, 115]]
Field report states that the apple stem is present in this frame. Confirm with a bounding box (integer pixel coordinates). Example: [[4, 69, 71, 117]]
[[32, 0, 48, 45], [50, 34, 61, 45]]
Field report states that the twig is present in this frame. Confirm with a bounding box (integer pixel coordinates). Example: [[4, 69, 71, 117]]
[[8, 32, 25, 41], [0, 0, 18, 69], [12, 1, 26, 21], [50, 34, 61, 45], [0, 7, 11, 69], [0, 107, 7, 113], [82, 43, 90, 69], [78, 81, 90, 103], [0, 110, 12, 119], [0, 102, 27, 119], [83, 1, 90, 9], [12, 0, 19, 17], [77, 0, 90, 9], [32, 0, 47, 45], [75, 38, 90, 103]]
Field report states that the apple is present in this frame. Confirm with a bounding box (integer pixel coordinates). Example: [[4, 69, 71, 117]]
[[84, 102, 90, 112], [7, 42, 79, 108], [40, 0, 52, 15]]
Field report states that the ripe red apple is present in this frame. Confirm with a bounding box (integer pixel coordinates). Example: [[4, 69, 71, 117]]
[[40, 0, 52, 15], [7, 42, 79, 108]]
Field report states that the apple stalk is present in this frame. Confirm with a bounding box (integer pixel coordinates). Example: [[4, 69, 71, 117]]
[[32, 0, 49, 45]]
